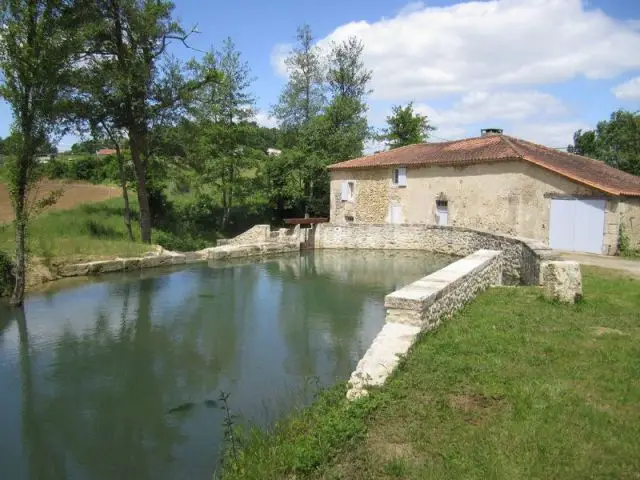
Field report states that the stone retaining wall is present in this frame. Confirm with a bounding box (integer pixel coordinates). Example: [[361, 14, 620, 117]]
[[207, 242, 300, 261], [347, 249, 502, 400], [217, 224, 301, 247], [58, 250, 204, 278], [314, 223, 555, 285]]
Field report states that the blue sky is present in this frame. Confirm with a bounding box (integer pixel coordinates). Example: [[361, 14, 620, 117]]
[[1, 0, 639, 150]]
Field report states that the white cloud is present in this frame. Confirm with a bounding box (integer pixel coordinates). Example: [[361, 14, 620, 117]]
[[316, 0, 640, 100], [415, 90, 565, 127], [253, 111, 279, 129], [509, 121, 590, 147], [407, 90, 570, 143], [397, 1, 425, 16], [270, 0, 639, 147], [612, 76, 640, 101], [270, 43, 290, 78]]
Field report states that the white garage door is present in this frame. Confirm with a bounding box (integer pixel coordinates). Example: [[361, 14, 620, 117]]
[[549, 198, 606, 254]]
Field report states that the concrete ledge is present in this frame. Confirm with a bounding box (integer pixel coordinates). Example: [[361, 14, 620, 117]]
[[346, 323, 421, 401], [347, 249, 502, 400], [385, 249, 502, 328], [207, 242, 300, 261], [58, 251, 195, 278]]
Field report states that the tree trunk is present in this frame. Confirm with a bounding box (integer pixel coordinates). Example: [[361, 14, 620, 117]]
[[11, 197, 27, 307], [221, 188, 229, 231], [130, 133, 152, 244], [116, 146, 134, 241]]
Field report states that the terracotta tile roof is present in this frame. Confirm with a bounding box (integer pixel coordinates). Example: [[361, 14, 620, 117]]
[[327, 135, 640, 197]]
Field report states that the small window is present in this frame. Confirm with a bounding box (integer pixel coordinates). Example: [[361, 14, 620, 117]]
[[436, 199, 448, 226], [341, 181, 355, 201], [393, 167, 407, 187]]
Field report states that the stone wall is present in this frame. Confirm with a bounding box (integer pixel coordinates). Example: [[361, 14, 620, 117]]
[[621, 197, 640, 251], [347, 249, 502, 400], [207, 242, 300, 261], [217, 225, 270, 246], [218, 224, 302, 247], [314, 223, 555, 285]]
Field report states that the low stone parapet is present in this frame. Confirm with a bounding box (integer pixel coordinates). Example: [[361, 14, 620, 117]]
[[58, 251, 189, 278], [313, 223, 556, 285], [206, 242, 300, 261], [347, 249, 502, 400]]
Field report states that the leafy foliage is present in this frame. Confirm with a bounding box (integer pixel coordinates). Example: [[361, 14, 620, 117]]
[[381, 102, 435, 149], [0, 249, 15, 296], [0, 0, 83, 305], [569, 110, 640, 175]]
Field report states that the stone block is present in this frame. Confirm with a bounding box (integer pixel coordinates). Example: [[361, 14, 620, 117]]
[[541, 261, 582, 304], [58, 262, 91, 277], [88, 259, 124, 274], [123, 258, 142, 271], [346, 322, 421, 400], [139, 255, 175, 269]]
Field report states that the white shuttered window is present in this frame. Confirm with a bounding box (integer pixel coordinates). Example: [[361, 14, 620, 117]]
[[341, 181, 355, 201], [393, 167, 407, 187]]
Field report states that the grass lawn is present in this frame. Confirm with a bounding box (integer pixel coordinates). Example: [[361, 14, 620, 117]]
[[220, 267, 640, 479], [0, 197, 151, 263]]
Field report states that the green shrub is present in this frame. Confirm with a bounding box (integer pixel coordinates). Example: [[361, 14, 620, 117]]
[[153, 230, 207, 252], [0, 250, 15, 297], [43, 157, 69, 178]]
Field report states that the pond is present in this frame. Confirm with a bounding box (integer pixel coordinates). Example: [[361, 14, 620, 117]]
[[0, 249, 454, 480]]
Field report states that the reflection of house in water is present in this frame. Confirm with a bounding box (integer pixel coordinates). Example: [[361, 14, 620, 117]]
[[267, 250, 455, 291]]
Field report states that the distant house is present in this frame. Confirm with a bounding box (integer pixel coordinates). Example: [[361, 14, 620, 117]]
[[96, 148, 117, 157], [327, 128, 640, 255], [267, 148, 282, 157], [35, 155, 53, 164]]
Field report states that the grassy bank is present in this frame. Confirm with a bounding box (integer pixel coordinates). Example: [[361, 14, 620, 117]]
[[220, 267, 640, 479], [0, 198, 152, 263]]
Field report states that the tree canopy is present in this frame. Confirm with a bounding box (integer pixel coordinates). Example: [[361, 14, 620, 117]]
[[381, 102, 435, 149], [569, 110, 640, 176]]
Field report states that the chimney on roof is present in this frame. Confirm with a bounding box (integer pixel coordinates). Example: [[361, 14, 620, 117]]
[[481, 128, 503, 137]]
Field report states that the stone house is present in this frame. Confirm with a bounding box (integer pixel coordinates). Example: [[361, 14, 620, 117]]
[[327, 129, 640, 255]]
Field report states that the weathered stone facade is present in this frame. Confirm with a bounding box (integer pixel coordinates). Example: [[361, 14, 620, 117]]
[[347, 249, 502, 400], [313, 223, 555, 285], [621, 197, 640, 251], [330, 160, 632, 254]]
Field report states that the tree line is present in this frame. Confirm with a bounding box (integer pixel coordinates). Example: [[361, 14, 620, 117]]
[[0, 1, 435, 306]]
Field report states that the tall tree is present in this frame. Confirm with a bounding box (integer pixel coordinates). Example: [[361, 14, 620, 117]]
[[381, 102, 435, 149], [324, 36, 372, 160], [84, 0, 200, 243], [189, 38, 257, 229], [0, 0, 81, 306], [570, 110, 640, 175], [272, 24, 325, 129], [70, 72, 135, 241]]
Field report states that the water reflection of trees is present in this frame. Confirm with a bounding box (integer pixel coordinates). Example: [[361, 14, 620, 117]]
[[267, 254, 381, 384], [11, 265, 259, 480]]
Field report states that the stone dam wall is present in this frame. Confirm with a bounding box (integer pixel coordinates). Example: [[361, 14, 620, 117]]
[[313, 223, 556, 285], [347, 249, 503, 400]]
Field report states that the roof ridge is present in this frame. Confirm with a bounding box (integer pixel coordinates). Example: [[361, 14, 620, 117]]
[[498, 135, 527, 159], [506, 135, 640, 181]]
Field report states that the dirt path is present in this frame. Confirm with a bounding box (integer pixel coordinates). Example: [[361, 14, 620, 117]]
[[558, 252, 640, 278], [0, 181, 120, 223]]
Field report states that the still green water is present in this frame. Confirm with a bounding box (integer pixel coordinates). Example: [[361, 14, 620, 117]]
[[0, 250, 453, 480]]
